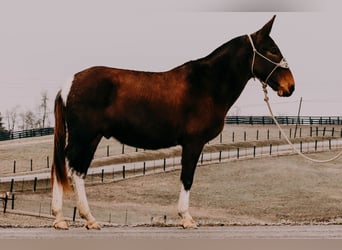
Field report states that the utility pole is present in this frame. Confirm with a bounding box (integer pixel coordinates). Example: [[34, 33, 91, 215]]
[[294, 97, 303, 138]]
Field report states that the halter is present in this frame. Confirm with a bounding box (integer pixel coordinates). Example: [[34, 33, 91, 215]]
[[250, 34, 342, 163], [247, 34, 289, 85]]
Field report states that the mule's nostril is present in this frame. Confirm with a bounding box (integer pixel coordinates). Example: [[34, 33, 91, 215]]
[[289, 85, 295, 94]]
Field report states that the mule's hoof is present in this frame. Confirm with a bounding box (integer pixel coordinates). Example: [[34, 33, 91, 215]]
[[53, 219, 69, 230], [181, 218, 198, 229], [85, 220, 101, 230]]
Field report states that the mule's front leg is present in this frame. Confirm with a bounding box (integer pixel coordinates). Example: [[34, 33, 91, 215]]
[[178, 184, 197, 229], [72, 174, 101, 230], [178, 142, 204, 229]]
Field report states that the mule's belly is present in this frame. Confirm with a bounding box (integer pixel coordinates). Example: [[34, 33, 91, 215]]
[[105, 122, 180, 150]]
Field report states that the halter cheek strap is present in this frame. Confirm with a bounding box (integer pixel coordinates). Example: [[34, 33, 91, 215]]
[[247, 34, 289, 84]]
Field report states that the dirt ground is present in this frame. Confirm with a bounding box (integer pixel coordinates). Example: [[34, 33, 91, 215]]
[[2, 150, 342, 228], [0, 124, 332, 176]]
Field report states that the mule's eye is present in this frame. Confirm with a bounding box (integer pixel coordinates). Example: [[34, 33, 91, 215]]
[[270, 47, 278, 54]]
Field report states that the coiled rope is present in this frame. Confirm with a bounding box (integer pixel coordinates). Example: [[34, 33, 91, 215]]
[[261, 82, 342, 163]]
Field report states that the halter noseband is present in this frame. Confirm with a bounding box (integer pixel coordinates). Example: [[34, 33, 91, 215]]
[[247, 34, 289, 85]]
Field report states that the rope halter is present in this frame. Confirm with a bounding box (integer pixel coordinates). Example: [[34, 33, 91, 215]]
[[248, 34, 342, 163], [247, 34, 289, 85]]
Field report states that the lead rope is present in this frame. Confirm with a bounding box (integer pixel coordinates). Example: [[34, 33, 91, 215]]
[[261, 82, 342, 163]]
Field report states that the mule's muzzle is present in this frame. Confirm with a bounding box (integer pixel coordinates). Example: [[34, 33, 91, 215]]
[[278, 84, 295, 97]]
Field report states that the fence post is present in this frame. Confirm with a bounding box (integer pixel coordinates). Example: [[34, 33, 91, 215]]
[[3, 194, 8, 213], [256, 130, 259, 141], [315, 140, 318, 151], [332, 127, 335, 137], [122, 165, 125, 179], [33, 177, 37, 192], [219, 151, 222, 162], [220, 133, 222, 143], [47, 156, 49, 168], [13, 160, 16, 174], [232, 132, 235, 142], [163, 158, 166, 172], [107, 145, 110, 157], [310, 127, 312, 137], [10, 179, 14, 193], [30, 159, 33, 171], [253, 146, 256, 158], [267, 129, 270, 140], [101, 169, 104, 183], [244, 131, 246, 141], [11, 194, 15, 210], [143, 162, 146, 175], [300, 141, 303, 152], [122, 144, 125, 154], [73, 207, 77, 222], [237, 148, 239, 159], [269, 144, 272, 155]]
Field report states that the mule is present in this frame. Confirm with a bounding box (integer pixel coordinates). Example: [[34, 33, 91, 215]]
[[51, 15, 295, 230]]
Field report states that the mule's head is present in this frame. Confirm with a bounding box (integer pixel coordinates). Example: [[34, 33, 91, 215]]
[[249, 15, 295, 97]]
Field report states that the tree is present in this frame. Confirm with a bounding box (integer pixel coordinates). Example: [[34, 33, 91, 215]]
[[0, 112, 9, 140], [19, 110, 37, 130], [0, 112, 5, 131], [6, 106, 19, 131], [38, 91, 49, 128]]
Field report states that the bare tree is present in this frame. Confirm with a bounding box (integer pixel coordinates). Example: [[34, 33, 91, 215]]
[[228, 106, 241, 116], [6, 106, 19, 131], [19, 110, 37, 130], [39, 91, 49, 128]]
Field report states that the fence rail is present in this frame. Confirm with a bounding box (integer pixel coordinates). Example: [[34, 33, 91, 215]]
[[225, 116, 342, 125], [0, 127, 54, 141], [1, 116, 342, 141]]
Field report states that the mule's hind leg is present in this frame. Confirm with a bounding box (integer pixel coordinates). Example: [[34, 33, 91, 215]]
[[72, 174, 101, 229], [51, 173, 69, 229], [67, 135, 102, 229], [178, 142, 204, 229]]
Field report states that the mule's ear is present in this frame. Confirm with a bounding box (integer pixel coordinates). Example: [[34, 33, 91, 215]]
[[256, 15, 276, 38]]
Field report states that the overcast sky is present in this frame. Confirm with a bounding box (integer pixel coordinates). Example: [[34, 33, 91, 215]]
[[1, 0, 342, 126]]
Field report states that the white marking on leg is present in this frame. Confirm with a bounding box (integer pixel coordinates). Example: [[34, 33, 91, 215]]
[[178, 184, 197, 228], [61, 76, 74, 106], [52, 172, 68, 229], [178, 184, 190, 216], [72, 174, 100, 229]]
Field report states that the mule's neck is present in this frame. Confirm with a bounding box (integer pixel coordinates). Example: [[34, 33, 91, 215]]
[[187, 35, 253, 111]]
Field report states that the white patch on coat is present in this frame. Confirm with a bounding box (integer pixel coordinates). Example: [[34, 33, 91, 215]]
[[61, 76, 74, 106], [51, 172, 63, 216], [72, 174, 96, 222], [178, 184, 190, 215]]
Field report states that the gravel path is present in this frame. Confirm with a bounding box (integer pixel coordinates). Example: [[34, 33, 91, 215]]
[[2, 225, 342, 239]]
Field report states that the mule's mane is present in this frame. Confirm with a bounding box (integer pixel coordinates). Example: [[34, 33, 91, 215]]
[[198, 36, 245, 64]]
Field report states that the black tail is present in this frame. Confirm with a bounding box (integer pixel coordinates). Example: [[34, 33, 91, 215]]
[[51, 90, 70, 191]]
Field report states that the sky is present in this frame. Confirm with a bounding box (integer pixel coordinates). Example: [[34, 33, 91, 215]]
[[1, 0, 342, 129]]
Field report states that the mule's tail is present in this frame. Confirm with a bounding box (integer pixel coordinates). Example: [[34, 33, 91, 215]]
[[51, 90, 70, 191]]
